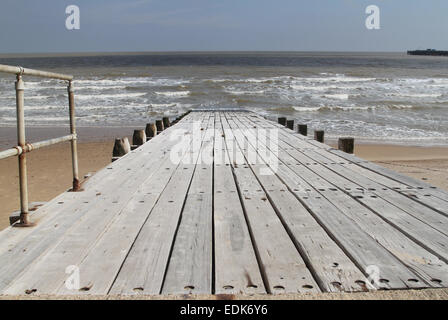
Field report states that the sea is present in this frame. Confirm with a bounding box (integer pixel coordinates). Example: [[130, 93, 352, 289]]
[[1, 52, 448, 145]]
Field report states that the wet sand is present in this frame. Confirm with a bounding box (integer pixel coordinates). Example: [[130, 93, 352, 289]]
[[0, 136, 447, 230]]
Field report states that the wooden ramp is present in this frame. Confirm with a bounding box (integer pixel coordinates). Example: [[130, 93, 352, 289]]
[[0, 110, 447, 297]]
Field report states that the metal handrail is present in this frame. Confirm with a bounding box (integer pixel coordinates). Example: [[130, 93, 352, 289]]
[[0, 64, 79, 227], [0, 64, 73, 81]]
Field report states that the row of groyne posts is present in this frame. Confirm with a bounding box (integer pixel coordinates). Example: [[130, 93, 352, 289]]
[[111, 112, 355, 162], [111, 111, 191, 161], [277, 117, 355, 154]]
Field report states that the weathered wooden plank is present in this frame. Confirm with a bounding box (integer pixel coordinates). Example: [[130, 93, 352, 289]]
[[1, 110, 447, 297], [330, 148, 448, 198], [227, 118, 375, 292], [245, 170, 368, 292], [212, 115, 266, 295], [319, 189, 448, 286], [246, 115, 448, 270], [351, 191, 448, 263], [299, 193, 428, 289], [221, 114, 320, 294], [0, 115, 197, 262], [0, 192, 79, 257], [293, 147, 448, 224], [162, 125, 215, 295], [232, 114, 431, 290], [0, 112, 203, 292], [370, 190, 448, 236], [400, 190, 448, 217], [0, 132, 187, 293], [57, 130, 201, 295], [2, 118, 207, 296], [300, 147, 448, 217], [249, 115, 412, 205], [340, 162, 409, 190], [286, 157, 448, 266], [291, 152, 448, 241], [235, 114, 447, 218], [259, 115, 448, 258], [255, 120, 448, 254], [109, 120, 213, 295]]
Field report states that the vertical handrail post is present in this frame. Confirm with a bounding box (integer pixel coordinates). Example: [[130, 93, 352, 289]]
[[15, 73, 32, 226], [68, 81, 80, 191]]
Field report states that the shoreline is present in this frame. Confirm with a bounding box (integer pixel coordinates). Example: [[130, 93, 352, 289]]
[[0, 126, 138, 149], [325, 137, 448, 148], [0, 134, 447, 230], [330, 143, 448, 161]]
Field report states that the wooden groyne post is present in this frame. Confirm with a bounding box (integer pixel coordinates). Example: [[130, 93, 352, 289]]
[[132, 130, 146, 150], [162, 117, 170, 129], [145, 123, 157, 141], [286, 120, 294, 130], [278, 117, 287, 126], [111, 112, 188, 161], [112, 137, 131, 162], [314, 130, 325, 143], [338, 137, 355, 154], [297, 124, 307, 136], [156, 120, 164, 133]]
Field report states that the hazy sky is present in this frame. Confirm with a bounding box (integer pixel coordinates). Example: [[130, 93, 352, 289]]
[[0, 0, 447, 53]]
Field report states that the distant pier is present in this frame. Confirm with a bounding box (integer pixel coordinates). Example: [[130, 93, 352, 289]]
[[407, 49, 448, 56]]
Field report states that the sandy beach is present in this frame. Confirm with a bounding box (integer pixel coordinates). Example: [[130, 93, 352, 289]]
[[0, 134, 447, 230], [331, 143, 448, 192]]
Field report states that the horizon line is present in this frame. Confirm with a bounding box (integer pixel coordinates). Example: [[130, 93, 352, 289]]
[[0, 50, 408, 57]]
